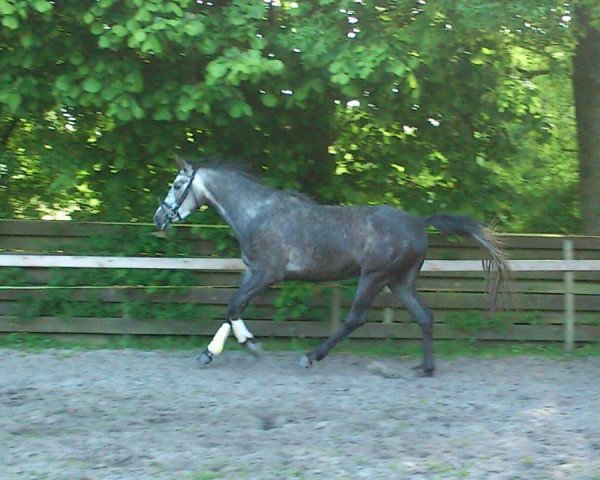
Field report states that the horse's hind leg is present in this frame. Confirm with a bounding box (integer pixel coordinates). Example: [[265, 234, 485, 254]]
[[389, 270, 435, 377], [300, 272, 387, 367]]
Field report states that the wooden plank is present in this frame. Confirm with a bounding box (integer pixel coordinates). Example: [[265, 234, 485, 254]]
[[0, 219, 227, 238], [7, 242, 595, 261], [2, 316, 599, 342], [485, 234, 600, 251], [409, 233, 600, 251], [420, 278, 600, 295], [5, 287, 598, 311], [1, 297, 598, 326], [424, 259, 600, 271], [1, 269, 245, 287], [0, 255, 246, 270], [0, 309, 596, 330], [246, 322, 600, 342], [3, 255, 600, 272], [426, 248, 600, 261], [426, 248, 562, 261], [3, 286, 600, 312], [422, 270, 600, 281], [0, 316, 223, 335], [7, 269, 599, 293], [0, 236, 217, 256], [1, 237, 85, 253]]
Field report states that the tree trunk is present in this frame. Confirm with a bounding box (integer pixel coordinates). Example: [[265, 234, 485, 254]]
[[573, 7, 600, 234]]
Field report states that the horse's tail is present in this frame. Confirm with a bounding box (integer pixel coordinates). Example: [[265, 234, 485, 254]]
[[424, 214, 510, 312]]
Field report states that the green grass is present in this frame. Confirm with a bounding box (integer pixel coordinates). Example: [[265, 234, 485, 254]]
[[1, 333, 600, 358]]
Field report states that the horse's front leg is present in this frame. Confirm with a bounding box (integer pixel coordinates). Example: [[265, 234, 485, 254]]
[[197, 269, 277, 364], [196, 318, 259, 364]]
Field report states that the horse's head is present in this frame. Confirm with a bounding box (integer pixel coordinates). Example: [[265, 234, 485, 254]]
[[153, 156, 207, 231]]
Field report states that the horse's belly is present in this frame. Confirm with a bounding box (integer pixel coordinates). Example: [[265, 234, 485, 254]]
[[284, 255, 360, 281], [284, 268, 360, 281]]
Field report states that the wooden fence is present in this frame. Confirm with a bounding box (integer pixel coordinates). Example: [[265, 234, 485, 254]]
[[1, 220, 600, 347]]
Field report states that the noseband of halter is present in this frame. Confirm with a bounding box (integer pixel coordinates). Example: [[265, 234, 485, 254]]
[[158, 166, 200, 226]]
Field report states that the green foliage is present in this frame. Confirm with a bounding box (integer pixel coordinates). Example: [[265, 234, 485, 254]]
[[0, 268, 30, 286], [191, 222, 239, 256], [444, 311, 513, 334], [0, 0, 585, 233], [272, 282, 318, 321]]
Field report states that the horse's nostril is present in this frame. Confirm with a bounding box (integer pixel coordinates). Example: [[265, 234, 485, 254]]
[[153, 209, 166, 230]]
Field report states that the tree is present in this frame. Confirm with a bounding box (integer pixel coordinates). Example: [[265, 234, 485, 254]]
[[0, 0, 584, 233], [573, 3, 600, 234]]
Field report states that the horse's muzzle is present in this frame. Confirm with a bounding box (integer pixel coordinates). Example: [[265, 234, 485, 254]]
[[153, 207, 171, 231]]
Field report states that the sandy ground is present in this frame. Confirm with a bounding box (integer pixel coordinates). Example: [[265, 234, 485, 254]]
[[1, 349, 599, 480]]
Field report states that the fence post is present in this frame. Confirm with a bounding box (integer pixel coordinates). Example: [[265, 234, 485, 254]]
[[563, 238, 575, 352], [330, 285, 341, 333], [381, 286, 394, 324]]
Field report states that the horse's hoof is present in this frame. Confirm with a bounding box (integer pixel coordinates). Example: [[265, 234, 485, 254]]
[[196, 350, 213, 365], [298, 355, 313, 368], [415, 367, 435, 378], [244, 338, 262, 357]]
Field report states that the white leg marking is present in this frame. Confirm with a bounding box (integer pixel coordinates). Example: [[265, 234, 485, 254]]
[[207, 322, 231, 355], [231, 319, 254, 343]]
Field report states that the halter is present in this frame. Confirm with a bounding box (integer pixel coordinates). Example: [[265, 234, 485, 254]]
[[158, 166, 200, 227]]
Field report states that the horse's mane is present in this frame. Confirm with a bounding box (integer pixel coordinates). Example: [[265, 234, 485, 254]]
[[190, 156, 255, 180], [283, 189, 318, 204], [188, 155, 317, 204]]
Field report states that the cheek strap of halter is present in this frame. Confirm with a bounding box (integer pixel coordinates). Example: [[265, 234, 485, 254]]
[[161, 166, 200, 223]]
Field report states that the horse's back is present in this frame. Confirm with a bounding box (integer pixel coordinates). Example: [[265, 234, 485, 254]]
[[269, 201, 427, 279]]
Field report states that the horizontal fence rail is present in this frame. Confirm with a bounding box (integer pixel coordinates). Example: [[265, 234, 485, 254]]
[[2, 255, 600, 272], [0, 255, 246, 271], [1, 220, 599, 349]]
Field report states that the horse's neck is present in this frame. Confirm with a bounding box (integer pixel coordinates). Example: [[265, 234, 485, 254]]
[[197, 169, 269, 238]]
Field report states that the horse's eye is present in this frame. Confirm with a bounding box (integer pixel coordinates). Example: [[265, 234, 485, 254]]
[[174, 184, 181, 190]]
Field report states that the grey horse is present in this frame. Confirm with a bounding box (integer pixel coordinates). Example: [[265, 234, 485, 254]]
[[154, 156, 509, 376]]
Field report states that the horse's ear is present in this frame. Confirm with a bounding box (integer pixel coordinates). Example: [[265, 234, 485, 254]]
[[174, 155, 193, 174]]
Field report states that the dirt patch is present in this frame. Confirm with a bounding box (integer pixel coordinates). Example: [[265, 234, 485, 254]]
[[1, 349, 599, 479]]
